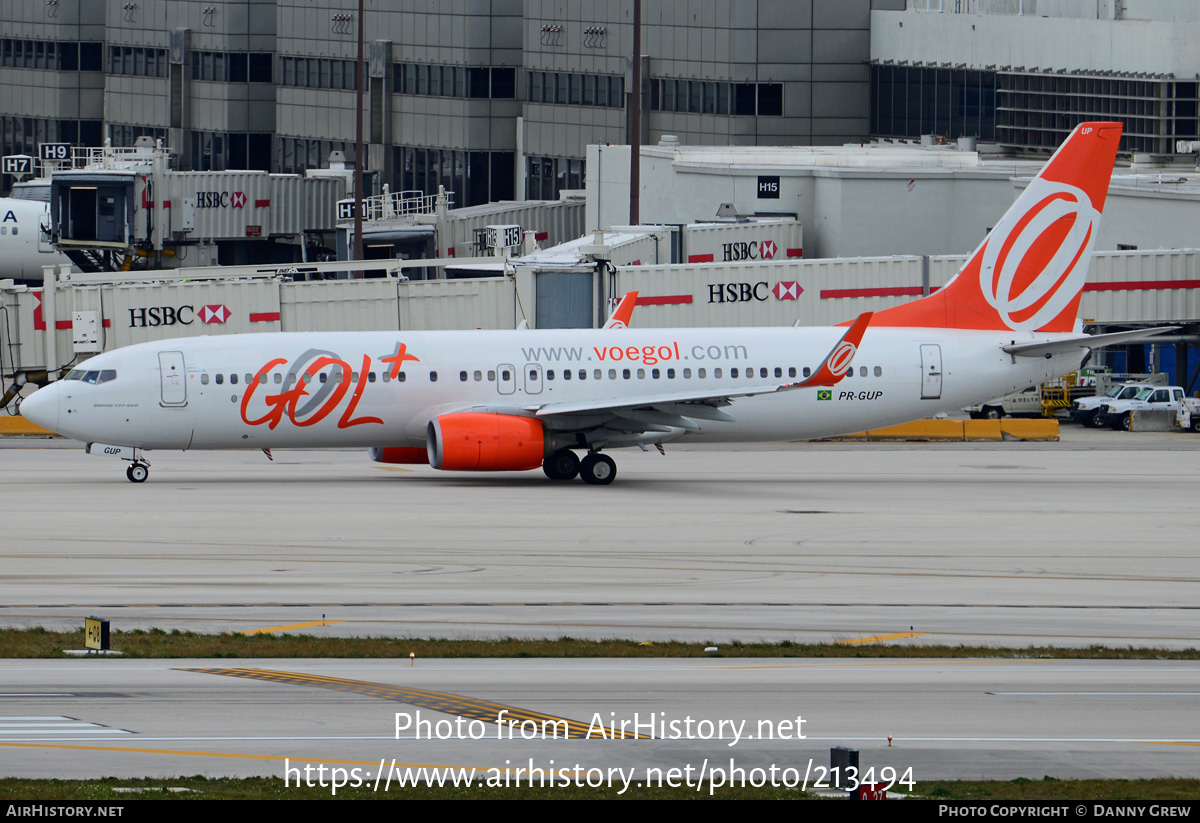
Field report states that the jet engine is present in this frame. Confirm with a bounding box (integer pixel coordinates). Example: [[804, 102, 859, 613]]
[[427, 412, 546, 471]]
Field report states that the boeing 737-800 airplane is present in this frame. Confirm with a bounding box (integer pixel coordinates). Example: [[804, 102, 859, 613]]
[[21, 122, 1153, 484]]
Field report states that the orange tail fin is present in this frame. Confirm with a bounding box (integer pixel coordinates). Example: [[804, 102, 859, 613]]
[[872, 122, 1123, 332]]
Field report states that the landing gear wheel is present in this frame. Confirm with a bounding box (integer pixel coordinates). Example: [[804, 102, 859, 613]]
[[982, 406, 1003, 420], [579, 452, 616, 486], [126, 462, 149, 483], [542, 449, 580, 481]]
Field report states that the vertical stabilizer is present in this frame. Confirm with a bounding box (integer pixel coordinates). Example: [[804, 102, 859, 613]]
[[871, 122, 1123, 332]]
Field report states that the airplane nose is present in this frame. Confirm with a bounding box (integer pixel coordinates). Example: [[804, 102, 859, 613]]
[[20, 383, 60, 433]]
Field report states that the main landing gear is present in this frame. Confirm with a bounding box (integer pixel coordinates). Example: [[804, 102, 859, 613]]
[[542, 449, 616, 485], [125, 459, 150, 483]]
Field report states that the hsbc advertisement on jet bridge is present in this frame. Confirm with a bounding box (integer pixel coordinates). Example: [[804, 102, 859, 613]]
[[106, 280, 282, 347]]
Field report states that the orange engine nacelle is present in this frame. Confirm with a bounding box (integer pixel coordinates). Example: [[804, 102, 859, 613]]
[[427, 413, 546, 471], [368, 447, 429, 465]]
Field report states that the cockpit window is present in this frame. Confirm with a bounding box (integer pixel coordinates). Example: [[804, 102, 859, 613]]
[[83, 371, 100, 384], [98, 370, 117, 384], [65, 370, 84, 381]]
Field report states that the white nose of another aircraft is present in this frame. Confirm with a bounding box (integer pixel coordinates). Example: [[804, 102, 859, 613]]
[[20, 383, 60, 433]]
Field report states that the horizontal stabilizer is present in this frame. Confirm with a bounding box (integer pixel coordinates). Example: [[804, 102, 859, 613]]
[[1002, 327, 1177, 357]]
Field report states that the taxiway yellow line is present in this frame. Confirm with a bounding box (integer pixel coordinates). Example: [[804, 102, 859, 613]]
[[0, 741, 515, 772], [240, 620, 344, 635], [835, 631, 930, 646]]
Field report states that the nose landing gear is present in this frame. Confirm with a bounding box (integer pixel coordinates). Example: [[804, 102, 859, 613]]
[[125, 459, 150, 483]]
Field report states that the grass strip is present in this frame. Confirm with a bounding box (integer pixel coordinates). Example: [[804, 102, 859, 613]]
[[2, 628, 1198, 659]]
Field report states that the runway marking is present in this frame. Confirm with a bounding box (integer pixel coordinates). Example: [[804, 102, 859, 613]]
[[0, 716, 131, 736], [182, 668, 643, 740], [0, 741, 490, 769], [240, 620, 345, 635], [834, 632, 929, 645]]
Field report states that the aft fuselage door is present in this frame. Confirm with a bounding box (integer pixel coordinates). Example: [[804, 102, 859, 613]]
[[159, 350, 187, 406], [920, 344, 943, 400]]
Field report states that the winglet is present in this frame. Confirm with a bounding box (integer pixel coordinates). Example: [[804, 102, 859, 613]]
[[603, 291, 638, 329], [793, 312, 873, 388]]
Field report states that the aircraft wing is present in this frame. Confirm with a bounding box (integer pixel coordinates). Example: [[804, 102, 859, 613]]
[[1002, 326, 1176, 357], [527, 313, 873, 428]]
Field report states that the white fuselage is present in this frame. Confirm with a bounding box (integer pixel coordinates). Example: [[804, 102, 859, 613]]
[[29, 326, 1084, 452], [0, 197, 71, 278]]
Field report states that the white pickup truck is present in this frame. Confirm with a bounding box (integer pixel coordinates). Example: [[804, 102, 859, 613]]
[[1095, 386, 1200, 431], [965, 385, 1042, 419], [1069, 382, 1159, 428]]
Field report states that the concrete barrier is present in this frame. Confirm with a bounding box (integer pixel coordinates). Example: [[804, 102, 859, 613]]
[[963, 420, 1003, 441], [867, 420, 965, 441], [827, 418, 1058, 442], [999, 419, 1060, 441], [0, 417, 55, 436], [1130, 410, 1178, 432]]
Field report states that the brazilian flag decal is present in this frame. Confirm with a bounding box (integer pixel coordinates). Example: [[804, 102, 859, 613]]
[[817, 390, 832, 401]]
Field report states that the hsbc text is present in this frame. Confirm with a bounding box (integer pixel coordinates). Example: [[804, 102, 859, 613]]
[[129, 306, 194, 327], [708, 282, 769, 303]]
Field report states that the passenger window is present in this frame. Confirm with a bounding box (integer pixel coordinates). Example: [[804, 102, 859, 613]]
[[760, 368, 768, 378], [802, 367, 811, 378], [637, 368, 646, 379], [578, 369, 586, 380], [731, 368, 739, 378], [201, 374, 210, 385], [259, 374, 267, 385], [488, 370, 496, 381], [382, 372, 391, 382], [622, 369, 631, 379], [231, 373, 239, 385], [459, 370, 468, 382], [275, 372, 283, 384], [547, 370, 555, 380], [368, 372, 376, 382], [608, 369, 616, 379], [774, 367, 782, 378], [473, 370, 482, 381], [747, 370, 754, 379], [860, 366, 867, 377], [319, 373, 327, 383], [714, 368, 723, 378], [667, 368, 675, 378], [698, 368, 706, 378], [215, 373, 224, 385], [683, 368, 691, 378], [429, 371, 438, 382], [399, 372, 407, 382], [563, 369, 571, 380], [99, 370, 117, 384], [789, 367, 797, 378], [874, 366, 882, 377], [500, 370, 509, 380]]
